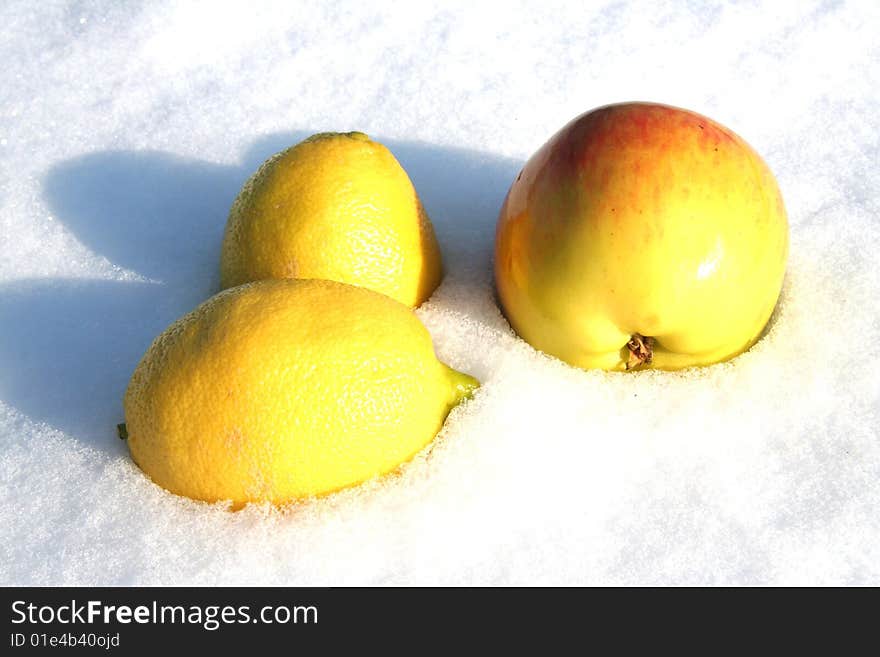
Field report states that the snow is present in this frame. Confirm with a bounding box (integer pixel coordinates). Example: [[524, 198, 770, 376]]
[[2, 0, 879, 585]]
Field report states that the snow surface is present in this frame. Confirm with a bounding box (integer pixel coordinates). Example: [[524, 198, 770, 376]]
[[2, 0, 879, 585]]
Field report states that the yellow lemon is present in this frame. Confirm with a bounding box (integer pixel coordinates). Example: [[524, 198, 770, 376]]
[[495, 102, 788, 371], [220, 131, 443, 307], [123, 278, 477, 506]]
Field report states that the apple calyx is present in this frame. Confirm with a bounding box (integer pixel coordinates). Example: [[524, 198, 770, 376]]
[[625, 334, 654, 370]]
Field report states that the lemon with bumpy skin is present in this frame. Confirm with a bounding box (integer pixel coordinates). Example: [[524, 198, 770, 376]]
[[123, 278, 478, 506], [221, 131, 442, 307]]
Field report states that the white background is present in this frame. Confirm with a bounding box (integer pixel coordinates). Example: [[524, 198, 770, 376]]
[[1, 0, 878, 585]]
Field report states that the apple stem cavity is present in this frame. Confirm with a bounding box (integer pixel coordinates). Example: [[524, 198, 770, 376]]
[[625, 334, 654, 370]]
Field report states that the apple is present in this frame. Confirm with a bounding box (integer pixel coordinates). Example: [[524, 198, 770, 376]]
[[494, 102, 788, 370]]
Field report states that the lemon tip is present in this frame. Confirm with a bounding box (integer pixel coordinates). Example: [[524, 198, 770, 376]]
[[443, 365, 480, 407]]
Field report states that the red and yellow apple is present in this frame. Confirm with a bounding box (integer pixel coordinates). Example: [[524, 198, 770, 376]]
[[494, 102, 788, 370]]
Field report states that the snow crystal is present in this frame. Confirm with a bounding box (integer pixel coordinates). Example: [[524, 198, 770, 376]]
[[1, 0, 878, 585]]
